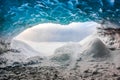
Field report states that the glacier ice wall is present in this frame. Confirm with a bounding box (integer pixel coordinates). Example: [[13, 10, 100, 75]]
[[0, 0, 120, 37]]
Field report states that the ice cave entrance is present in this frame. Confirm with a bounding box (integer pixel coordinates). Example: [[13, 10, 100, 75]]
[[11, 22, 99, 57]]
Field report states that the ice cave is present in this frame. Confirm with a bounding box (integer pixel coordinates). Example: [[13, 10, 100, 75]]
[[0, 0, 120, 80]]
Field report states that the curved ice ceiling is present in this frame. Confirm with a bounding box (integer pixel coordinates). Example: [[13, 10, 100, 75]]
[[0, 0, 120, 37]]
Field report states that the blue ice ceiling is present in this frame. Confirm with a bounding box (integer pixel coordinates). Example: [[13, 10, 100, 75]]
[[0, 0, 120, 37]]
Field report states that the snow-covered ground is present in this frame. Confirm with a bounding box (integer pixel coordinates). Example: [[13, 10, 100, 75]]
[[1, 32, 120, 80], [11, 39, 66, 57], [1, 25, 120, 80], [11, 22, 98, 58], [10, 33, 119, 65]]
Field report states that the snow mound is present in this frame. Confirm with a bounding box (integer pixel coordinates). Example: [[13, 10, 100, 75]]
[[79, 34, 97, 46], [11, 38, 66, 57], [50, 37, 111, 64], [11, 39, 42, 58], [80, 38, 111, 61], [50, 43, 81, 64]]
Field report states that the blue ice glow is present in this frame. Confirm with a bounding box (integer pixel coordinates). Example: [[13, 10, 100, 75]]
[[0, 0, 120, 37], [108, 0, 115, 6]]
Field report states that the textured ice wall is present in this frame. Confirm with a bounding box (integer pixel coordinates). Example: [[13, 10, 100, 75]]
[[0, 0, 120, 37]]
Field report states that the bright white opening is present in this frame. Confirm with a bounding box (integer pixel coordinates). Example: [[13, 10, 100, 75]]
[[14, 22, 98, 42], [11, 22, 100, 57]]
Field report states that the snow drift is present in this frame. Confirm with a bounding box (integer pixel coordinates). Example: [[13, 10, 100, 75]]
[[50, 37, 111, 64], [11, 39, 41, 57], [50, 43, 81, 64], [11, 35, 111, 63], [79, 38, 111, 61], [11, 39, 66, 57]]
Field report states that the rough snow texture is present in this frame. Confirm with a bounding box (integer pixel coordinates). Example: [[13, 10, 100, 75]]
[[1, 34, 120, 80], [50, 43, 81, 66], [97, 27, 120, 49], [1, 61, 120, 80], [0, 52, 25, 67], [79, 38, 111, 61]]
